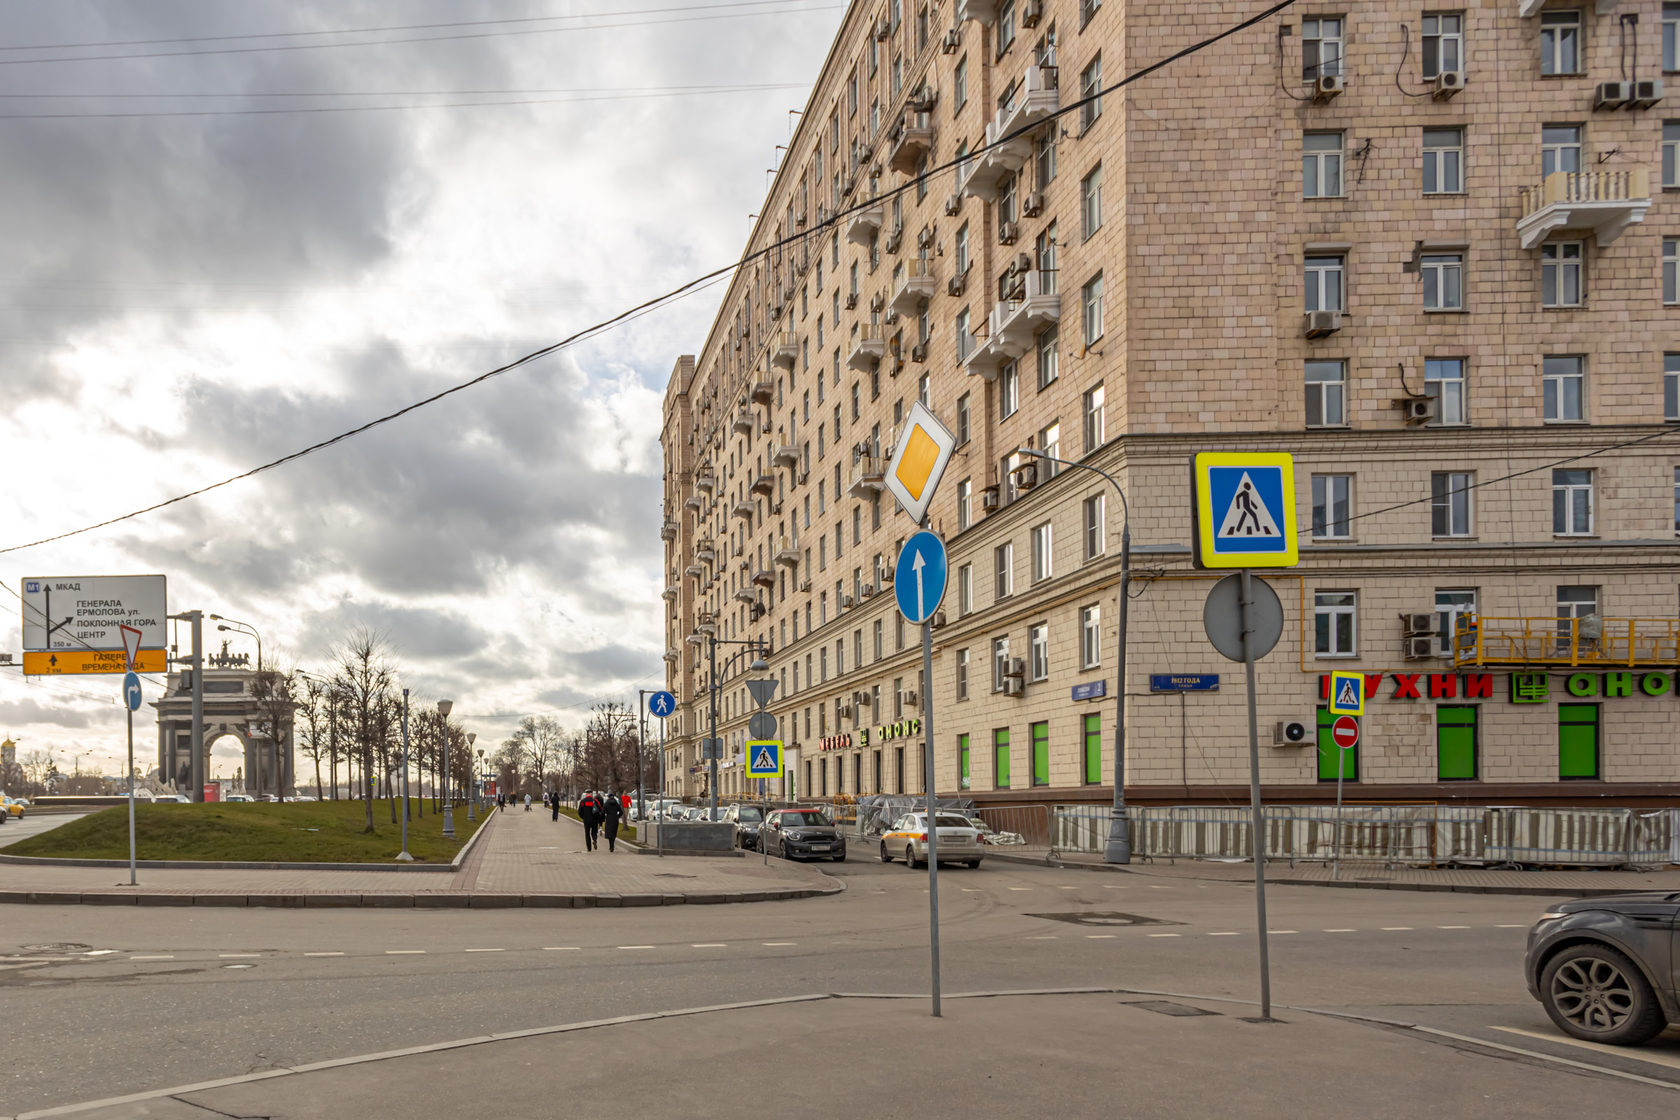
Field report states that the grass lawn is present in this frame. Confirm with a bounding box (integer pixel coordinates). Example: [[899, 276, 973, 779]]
[[555, 805, 638, 843], [6, 798, 487, 864]]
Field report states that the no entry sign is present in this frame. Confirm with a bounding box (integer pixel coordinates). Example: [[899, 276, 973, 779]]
[[1330, 715, 1360, 749]]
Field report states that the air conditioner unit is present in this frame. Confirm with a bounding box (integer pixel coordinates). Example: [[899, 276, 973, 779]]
[[857, 690, 872, 705], [884, 308, 901, 324], [1005, 657, 1026, 678], [1313, 74, 1344, 101], [1402, 612, 1435, 635], [1002, 677, 1026, 697], [1404, 635, 1436, 660], [1011, 251, 1033, 274], [947, 274, 966, 297], [1024, 1, 1044, 26], [1401, 396, 1436, 424], [1595, 81, 1631, 110], [1431, 70, 1464, 100], [981, 485, 1001, 510], [870, 292, 886, 311], [944, 193, 962, 216], [839, 702, 854, 718], [840, 593, 855, 608], [875, 17, 890, 40], [903, 690, 918, 707], [1014, 462, 1039, 491], [917, 227, 935, 250], [1022, 191, 1044, 217], [1630, 79, 1665, 108], [884, 230, 902, 253], [998, 220, 1019, 245], [942, 28, 961, 54], [880, 569, 894, 585], [845, 291, 859, 309], [799, 579, 812, 592], [910, 341, 928, 362], [861, 583, 877, 599], [931, 611, 948, 628], [1272, 720, 1310, 747], [1303, 309, 1342, 338]]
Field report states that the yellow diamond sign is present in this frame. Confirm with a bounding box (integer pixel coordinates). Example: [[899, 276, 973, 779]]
[[884, 401, 956, 526]]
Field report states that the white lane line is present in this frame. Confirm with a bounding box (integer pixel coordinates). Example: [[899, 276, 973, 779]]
[[1026, 935, 1058, 940], [762, 942, 797, 947], [1269, 930, 1298, 935], [464, 948, 505, 953], [1437, 925, 1471, 930], [1381, 927, 1414, 931], [130, 954, 175, 961], [385, 950, 426, 955], [1057, 885, 1078, 890], [1007, 887, 1033, 892], [960, 888, 984, 893], [1489, 1026, 1680, 1073], [1208, 932, 1239, 937], [1086, 934, 1117, 940], [304, 952, 344, 957], [616, 945, 655, 950], [218, 953, 261, 959], [1147, 933, 1181, 938], [1102, 884, 1128, 889], [690, 943, 728, 948], [543, 947, 580, 951], [1323, 929, 1357, 933], [1495, 924, 1527, 929], [84, 949, 120, 957]]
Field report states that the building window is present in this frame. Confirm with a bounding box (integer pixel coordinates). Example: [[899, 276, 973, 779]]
[[997, 0, 1016, 54], [1031, 521, 1053, 582], [1080, 605, 1101, 669], [1432, 705, 1478, 781], [1305, 360, 1346, 428], [1080, 164, 1102, 239], [1036, 325, 1059, 389], [954, 56, 968, 109], [1665, 122, 1680, 188], [1422, 128, 1463, 194], [958, 733, 971, 789], [1422, 12, 1464, 78], [1029, 721, 1049, 786], [1080, 54, 1102, 131], [1667, 3, 1680, 72], [1083, 493, 1105, 559], [1673, 467, 1679, 534], [1038, 421, 1059, 475], [1082, 273, 1104, 345], [1668, 353, 1680, 420], [1436, 588, 1477, 657], [956, 649, 970, 701], [1422, 253, 1463, 311], [999, 359, 1019, 418], [1552, 469, 1594, 535], [1304, 255, 1344, 312], [1543, 355, 1585, 422], [1431, 471, 1473, 537], [1541, 242, 1583, 307], [994, 543, 1013, 599], [992, 637, 1010, 692], [1558, 703, 1600, 780], [993, 728, 1011, 789], [1302, 17, 1343, 79], [1302, 131, 1343, 198], [1316, 708, 1358, 782], [955, 223, 970, 275], [1541, 124, 1582, 178], [1666, 239, 1679, 305], [956, 392, 971, 445], [1083, 383, 1105, 450], [958, 562, 973, 615], [1311, 474, 1352, 539], [957, 478, 972, 530], [1029, 624, 1048, 682], [1081, 0, 1102, 29], [1082, 713, 1102, 784], [1314, 591, 1357, 657], [1425, 357, 1467, 424], [1540, 11, 1581, 76]]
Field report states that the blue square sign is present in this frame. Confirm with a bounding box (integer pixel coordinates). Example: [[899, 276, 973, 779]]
[[1192, 452, 1299, 569]]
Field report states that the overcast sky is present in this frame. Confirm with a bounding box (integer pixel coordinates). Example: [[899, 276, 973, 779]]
[[0, 0, 840, 779]]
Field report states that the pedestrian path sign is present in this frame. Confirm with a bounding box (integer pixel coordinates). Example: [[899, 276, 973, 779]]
[[745, 739, 783, 779], [1192, 452, 1298, 569], [1328, 670, 1365, 716]]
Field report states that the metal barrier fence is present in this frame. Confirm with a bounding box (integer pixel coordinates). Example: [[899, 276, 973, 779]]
[[1046, 804, 1676, 869], [976, 805, 1055, 858]]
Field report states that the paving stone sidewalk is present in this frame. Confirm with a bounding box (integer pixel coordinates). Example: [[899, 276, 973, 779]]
[[0, 806, 839, 907]]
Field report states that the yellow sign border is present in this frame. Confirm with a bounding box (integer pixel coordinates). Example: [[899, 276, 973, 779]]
[[745, 739, 784, 778], [1192, 451, 1298, 569], [1328, 671, 1366, 716], [23, 649, 166, 675]]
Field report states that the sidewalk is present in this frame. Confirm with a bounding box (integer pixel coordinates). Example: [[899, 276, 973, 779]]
[[0, 805, 840, 908]]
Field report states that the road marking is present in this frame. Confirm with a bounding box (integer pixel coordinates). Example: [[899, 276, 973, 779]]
[[690, 943, 727, 948], [1026, 935, 1058, 940], [1208, 932, 1238, 937], [960, 888, 983, 893], [1268, 930, 1298, 935], [1489, 1026, 1680, 1073], [1381, 927, 1414, 931], [1147, 933, 1181, 938], [1323, 929, 1357, 933], [1007, 887, 1033, 892], [464, 948, 505, 953], [304, 952, 344, 957], [130, 954, 174, 961], [1102, 884, 1127, 889], [1057, 885, 1078, 890], [385, 950, 425, 955], [1147, 885, 1171, 889], [1495, 924, 1527, 929], [762, 942, 796, 947], [1086, 934, 1117, 940], [617, 945, 655, 950], [83, 949, 119, 957], [543, 947, 580, 951], [218, 953, 261, 959]]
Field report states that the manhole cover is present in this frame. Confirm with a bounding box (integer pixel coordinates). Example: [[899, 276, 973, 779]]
[[22, 943, 91, 952], [1024, 912, 1176, 928], [1124, 1000, 1220, 1018]]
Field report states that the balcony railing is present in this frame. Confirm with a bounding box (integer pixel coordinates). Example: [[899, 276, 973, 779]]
[[890, 259, 938, 315], [845, 203, 884, 245], [991, 269, 1060, 353], [659, 519, 678, 542], [1453, 616, 1680, 668], [995, 65, 1059, 140], [960, 112, 1033, 201], [846, 323, 887, 371], [775, 536, 801, 566], [695, 469, 715, 492], [848, 455, 887, 496], [731, 410, 753, 435], [1516, 168, 1650, 249], [771, 332, 798, 371]]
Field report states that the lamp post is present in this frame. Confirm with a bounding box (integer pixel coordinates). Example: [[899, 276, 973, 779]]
[[212, 616, 273, 798], [476, 747, 485, 808], [437, 699, 455, 839], [466, 732, 477, 820], [397, 688, 413, 861], [705, 636, 770, 823], [1017, 447, 1132, 864]]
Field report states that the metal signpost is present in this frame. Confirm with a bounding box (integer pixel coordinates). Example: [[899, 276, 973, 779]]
[[648, 691, 675, 859], [1326, 672, 1365, 880], [120, 625, 143, 885], [397, 690, 413, 862], [1193, 452, 1298, 1023]]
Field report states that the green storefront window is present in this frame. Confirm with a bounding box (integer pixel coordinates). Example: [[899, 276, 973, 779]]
[[1558, 703, 1600, 779], [1436, 705, 1477, 781], [1315, 707, 1357, 782], [1031, 722, 1049, 786], [994, 728, 1010, 789], [958, 734, 970, 790], [1083, 713, 1102, 784]]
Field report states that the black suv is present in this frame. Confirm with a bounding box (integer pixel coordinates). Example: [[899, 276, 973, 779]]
[[1524, 891, 1680, 1045], [723, 804, 767, 851]]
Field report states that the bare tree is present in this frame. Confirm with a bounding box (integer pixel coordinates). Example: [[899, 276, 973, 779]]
[[333, 629, 396, 833], [249, 655, 298, 799], [297, 675, 329, 797]]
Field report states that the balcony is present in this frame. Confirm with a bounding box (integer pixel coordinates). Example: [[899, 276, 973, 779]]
[[731, 410, 753, 435], [995, 66, 1059, 140], [888, 111, 935, 175], [750, 473, 775, 497], [848, 455, 887, 497], [990, 269, 1061, 354], [733, 587, 757, 604], [959, 113, 1032, 201], [845, 203, 884, 245], [732, 498, 756, 520], [847, 324, 887, 371], [956, 0, 996, 24], [695, 469, 715, 492], [889, 259, 938, 315], [1518, 0, 1617, 15], [1453, 616, 1680, 668], [696, 614, 717, 635], [770, 333, 798, 371], [960, 324, 1011, 380], [683, 495, 703, 511], [685, 632, 707, 645], [772, 443, 800, 467], [751, 377, 775, 404], [662, 584, 680, 602], [1516, 168, 1650, 249], [752, 568, 776, 589], [684, 562, 704, 578], [660, 519, 678, 542], [775, 536, 801, 567], [695, 545, 716, 566], [663, 647, 681, 663]]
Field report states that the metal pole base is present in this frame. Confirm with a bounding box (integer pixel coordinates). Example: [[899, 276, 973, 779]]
[[442, 804, 456, 839], [395, 851, 414, 862], [1103, 808, 1132, 864]]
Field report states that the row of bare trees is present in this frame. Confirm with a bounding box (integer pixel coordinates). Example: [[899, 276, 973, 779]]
[[489, 703, 646, 802]]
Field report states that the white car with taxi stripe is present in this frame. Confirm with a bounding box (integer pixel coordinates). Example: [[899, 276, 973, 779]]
[[879, 812, 987, 868]]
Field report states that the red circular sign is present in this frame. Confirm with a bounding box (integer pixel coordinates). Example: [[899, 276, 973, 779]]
[[1331, 715, 1360, 749]]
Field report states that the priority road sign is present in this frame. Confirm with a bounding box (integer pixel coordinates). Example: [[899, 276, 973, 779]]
[[883, 401, 956, 527], [746, 739, 783, 779], [1328, 670, 1365, 716], [648, 690, 676, 718], [1330, 715, 1359, 750], [894, 530, 948, 625], [1191, 453, 1298, 569]]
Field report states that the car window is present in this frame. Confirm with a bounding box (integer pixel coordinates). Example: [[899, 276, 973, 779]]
[[780, 810, 832, 827], [935, 814, 974, 828]]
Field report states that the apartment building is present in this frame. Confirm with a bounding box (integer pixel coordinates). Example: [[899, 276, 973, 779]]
[[659, 0, 1680, 811]]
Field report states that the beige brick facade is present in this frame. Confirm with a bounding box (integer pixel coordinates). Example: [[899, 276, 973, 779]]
[[661, 0, 1680, 809]]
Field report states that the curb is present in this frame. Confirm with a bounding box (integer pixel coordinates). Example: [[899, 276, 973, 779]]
[[0, 882, 842, 909]]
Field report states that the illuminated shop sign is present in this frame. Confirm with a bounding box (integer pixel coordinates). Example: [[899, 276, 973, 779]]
[[1316, 671, 1676, 703]]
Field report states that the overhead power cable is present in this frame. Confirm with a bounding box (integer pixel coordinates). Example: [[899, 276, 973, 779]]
[[0, 0, 1297, 557]]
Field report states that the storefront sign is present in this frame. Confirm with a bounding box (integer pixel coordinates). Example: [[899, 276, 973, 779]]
[[1148, 674, 1217, 692], [859, 718, 922, 747], [1073, 679, 1110, 701], [1319, 671, 1677, 704], [819, 734, 852, 752]]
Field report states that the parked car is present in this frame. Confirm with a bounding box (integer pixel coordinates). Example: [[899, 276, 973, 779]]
[[764, 807, 845, 862], [223, 794, 256, 803], [723, 804, 767, 850], [151, 794, 190, 803], [880, 812, 987, 868], [1525, 891, 1680, 1045]]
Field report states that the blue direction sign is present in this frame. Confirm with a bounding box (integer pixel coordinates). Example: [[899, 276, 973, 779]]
[[648, 690, 676, 718], [123, 671, 142, 712], [895, 530, 948, 625]]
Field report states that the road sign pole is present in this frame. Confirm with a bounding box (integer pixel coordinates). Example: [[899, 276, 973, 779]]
[[1334, 720, 1347, 881], [127, 700, 137, 885], [1239, 568, 1273, 1021], [189, 611, 204, 802], [921, 612, 941, 1018], [657, 715, 666, 859]]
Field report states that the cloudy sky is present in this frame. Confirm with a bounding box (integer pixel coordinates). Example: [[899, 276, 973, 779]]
[[0, 0, 840, 779]]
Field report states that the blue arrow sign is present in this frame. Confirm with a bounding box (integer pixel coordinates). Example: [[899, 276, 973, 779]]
[[648, 690, 676, 718], [123, 671, 142, 712], [895, 530, 948, 625]]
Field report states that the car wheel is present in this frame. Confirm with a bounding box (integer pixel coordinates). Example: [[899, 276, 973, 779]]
[[1540, 943, 1669, 1046], [966, 860, 982, 869], [906, 843, 921, 869], [880, 842, 893, 864]]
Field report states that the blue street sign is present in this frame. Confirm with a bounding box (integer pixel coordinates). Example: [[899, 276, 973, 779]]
[[1149, 674, 1221, 692], [1071, 680, 1108, 702], [123, 671, 142, 712], [648, 690, 677, 718], [894, 530, 948, 625]]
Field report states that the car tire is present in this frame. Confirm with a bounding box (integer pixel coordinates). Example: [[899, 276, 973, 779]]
[[1540, 942, 1669, 1046], [966, 860, 982, 869], [879, 842, 893, 864], [906, 844, 921, 869]]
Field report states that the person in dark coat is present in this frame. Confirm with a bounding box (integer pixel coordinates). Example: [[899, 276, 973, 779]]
[[550, 790, 561, 821], [579, 791, 601, 851], [601, 793, 625, 853]]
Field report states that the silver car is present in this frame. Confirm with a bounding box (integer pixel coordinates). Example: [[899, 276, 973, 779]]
[[879, 812, 987, 868]]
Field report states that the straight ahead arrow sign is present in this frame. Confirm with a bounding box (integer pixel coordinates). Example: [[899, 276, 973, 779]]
[[913, 550, 926, 621]]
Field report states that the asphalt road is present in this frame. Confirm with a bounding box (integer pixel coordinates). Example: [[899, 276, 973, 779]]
[[2, 856, 1676, 1114]]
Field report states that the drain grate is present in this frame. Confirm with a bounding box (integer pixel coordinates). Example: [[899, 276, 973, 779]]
[[1024, 911, 1177, 928], [1124, 1000, 1220, 1018]]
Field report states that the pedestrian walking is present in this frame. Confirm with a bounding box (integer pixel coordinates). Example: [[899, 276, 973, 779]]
[[550, 790, 561, 822], [497, 792, 506, 813], [524, 793, 532, 812], [601, 793, 624, 853], [579, 790, 601, 852]]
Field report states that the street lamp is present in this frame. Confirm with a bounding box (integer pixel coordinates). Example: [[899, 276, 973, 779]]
[[437, 699, 455, 839], [213, 616, 275, 799], [704, 635, 770, 822], [466, 732, 477, 820], [1016, 447, 1133, 864]]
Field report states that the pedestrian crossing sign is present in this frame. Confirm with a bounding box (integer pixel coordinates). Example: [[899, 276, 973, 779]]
[[1191, 452, 1298, 569], [745, 739, 783, 779], [1328, 671, 1365, 716]]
